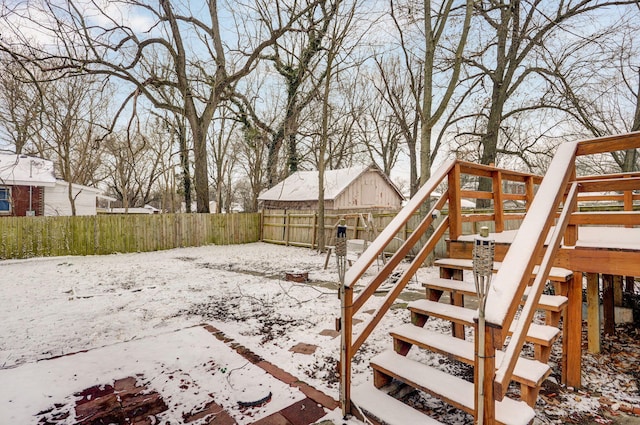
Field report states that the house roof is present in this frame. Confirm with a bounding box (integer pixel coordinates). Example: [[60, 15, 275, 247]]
[[0, 153, 57, 187], [258, 164, 404, 202]]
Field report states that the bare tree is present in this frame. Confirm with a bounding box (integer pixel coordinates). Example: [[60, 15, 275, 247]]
[[104, 115, 169, 210], [460, 0, 639, 199], [0, 53, 42, 154], [540, 12, 640, 173], [29, 74, 109, 215], [210, 108, 241, 213], [315, 0, 362, 250], [258, 0, 342, 186], [368, 56, 422, 194], [0, 0, 319, 212]]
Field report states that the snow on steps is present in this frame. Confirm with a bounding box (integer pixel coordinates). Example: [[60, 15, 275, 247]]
[[422, 277, 568, 312], [433, 258, 573, 283], [351, 382, 444, 425], [390, 323, 550, 388], [408, 299, 560, 346], [370, 350, 536, 425]]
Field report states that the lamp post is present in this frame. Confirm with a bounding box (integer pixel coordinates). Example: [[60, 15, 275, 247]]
[[474, 226, 495, 425]]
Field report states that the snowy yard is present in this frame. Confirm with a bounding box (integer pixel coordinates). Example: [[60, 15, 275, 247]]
[[1, 242, 638, 424]]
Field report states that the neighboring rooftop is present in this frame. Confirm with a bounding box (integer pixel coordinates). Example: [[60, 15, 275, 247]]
[[0, 153, 57, 187], [258, 164, 404, 202]]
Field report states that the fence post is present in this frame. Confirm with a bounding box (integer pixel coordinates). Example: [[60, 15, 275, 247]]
[[284, 211, 290, 246], [312, 212, 318, 249]]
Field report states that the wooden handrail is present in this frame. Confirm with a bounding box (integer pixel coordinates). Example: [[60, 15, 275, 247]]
[[578, 177, 640, 193], [575, 131, 640, 156], [494, 182, 579, 397], [351, 217, 450, 353], [344, 159, 456, 288], [485, 142, 578, 329]]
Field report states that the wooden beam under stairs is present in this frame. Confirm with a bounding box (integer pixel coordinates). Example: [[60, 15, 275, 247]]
[[369, 350, 535, 425]]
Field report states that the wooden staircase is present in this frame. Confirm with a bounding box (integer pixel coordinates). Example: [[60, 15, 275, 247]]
[[338, 133, 640, 425]]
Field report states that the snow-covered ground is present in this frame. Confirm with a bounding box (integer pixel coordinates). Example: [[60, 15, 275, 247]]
[[1, 242, 638, 424]]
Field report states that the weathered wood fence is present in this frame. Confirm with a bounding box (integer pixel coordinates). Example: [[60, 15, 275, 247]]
[[261, 208, 524, 257], [0, 213, 261, 259]]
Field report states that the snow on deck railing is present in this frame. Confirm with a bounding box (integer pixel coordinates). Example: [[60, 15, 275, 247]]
[[344, 159, 456, 289], [495, 182, 579, 394], [485, 142, 579, 326]]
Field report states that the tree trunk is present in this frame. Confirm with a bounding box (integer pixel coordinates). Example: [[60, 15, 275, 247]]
[[192, 123, 210, 213]]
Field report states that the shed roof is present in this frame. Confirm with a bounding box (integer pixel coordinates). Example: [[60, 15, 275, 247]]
[[258, 164, 404, 202], [0, 153, 57, 187]]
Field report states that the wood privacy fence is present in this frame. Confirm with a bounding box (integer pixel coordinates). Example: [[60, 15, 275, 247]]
[[261, 208, 525, 257], [0, 213, 261, 259]]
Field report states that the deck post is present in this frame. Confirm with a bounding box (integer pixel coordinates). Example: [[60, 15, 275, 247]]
[[602, 274, 616, 336], [475, 323, 496, 425], [448, 163, 462, 240], [586, 273, 601, 354], [336, 224, 352, 417], [562, 271, 583, 388]]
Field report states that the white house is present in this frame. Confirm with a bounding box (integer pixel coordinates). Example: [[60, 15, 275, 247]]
[[0, 153, 105, 216]]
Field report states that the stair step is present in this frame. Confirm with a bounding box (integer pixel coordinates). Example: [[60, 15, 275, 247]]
[[423, 278, 568, 312], [408, 299, 560, 346], [434, 258, 573, 282], [390, 323, 550, 387], [409, 298, 477, 324], [371, 350, 536, 425], [351, 382, 444, 425]]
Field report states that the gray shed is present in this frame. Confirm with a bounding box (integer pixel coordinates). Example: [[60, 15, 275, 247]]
[[258, 164, 404, 211]]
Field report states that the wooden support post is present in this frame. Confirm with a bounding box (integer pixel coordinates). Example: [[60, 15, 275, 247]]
[[562, 273, 583, 388], [613, 275, 623, 306], [625, 276, 635, 293], [441, 267, 465, 339], [284, 212, 290, 246], [602, 274, 615, 336], [448, 163, 462, 240], [311, 212, 318, 250], [624, 183, 633, 228], [493, 171, 504, 233], [586, 273, 601, 354], [340, 285, 353, 417], [525, 176, 535, 211], [352, 216, 358, 240], [475, 323, 496, 425], [452, 291, 466, 340]]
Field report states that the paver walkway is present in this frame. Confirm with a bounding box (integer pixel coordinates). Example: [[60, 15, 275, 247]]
[[5, 325, 339, 425]]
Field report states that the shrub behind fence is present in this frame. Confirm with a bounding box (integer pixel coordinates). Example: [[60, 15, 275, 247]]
[[0, 213, 261, 259]]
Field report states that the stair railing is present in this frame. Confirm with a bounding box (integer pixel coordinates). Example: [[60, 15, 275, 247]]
[[488, 131, 640, 405], [494, 181, 579, 396], [479, 142, 579, 407], [339, 159, 456, 416]]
